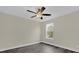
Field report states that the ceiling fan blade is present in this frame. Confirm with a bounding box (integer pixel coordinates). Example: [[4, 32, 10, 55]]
[[40, 7, 46, 13], [27, 10, 36, 14], [42, 14, 51, 16], [40, 17, 43, 19], [31, 15, 37, 18], [37, 9, 40, 13]]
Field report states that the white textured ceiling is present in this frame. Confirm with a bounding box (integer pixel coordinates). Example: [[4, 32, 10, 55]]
[[0, 6, 79, 22]]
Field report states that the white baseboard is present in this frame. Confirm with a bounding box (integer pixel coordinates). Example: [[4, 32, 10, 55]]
[[41, 41, 79, 52], [1, 41, 79, 52], [0, 42, 40, 52]]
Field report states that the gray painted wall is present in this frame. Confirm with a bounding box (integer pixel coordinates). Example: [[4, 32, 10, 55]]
[[41, 11, 79, 52], [0, 13, 41, 50]]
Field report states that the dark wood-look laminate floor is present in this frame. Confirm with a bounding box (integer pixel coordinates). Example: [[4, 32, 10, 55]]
[[0, 43, 77, 53]]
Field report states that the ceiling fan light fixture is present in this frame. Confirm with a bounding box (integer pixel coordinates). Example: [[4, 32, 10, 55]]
[[37, 14, 42, 17], [27, 7, 51, 20]]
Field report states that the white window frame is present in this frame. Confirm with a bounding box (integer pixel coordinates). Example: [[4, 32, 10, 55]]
[[46, 23, 54, 39]]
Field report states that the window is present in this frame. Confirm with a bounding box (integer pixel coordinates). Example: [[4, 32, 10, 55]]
[[46, 23, 54, 39]]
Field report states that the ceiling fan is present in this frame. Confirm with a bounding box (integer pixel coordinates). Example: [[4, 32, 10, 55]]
[[27, 7, 51, 20]]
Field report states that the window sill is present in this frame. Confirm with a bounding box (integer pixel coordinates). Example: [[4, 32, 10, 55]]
[[46, 38, 54, 40]]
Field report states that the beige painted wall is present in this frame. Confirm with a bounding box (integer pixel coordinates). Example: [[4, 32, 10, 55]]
[[41, 11, 79, 52], [0, 13, 41, 50]]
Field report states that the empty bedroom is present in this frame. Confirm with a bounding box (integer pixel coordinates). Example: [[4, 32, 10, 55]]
[[0, 6, 79, 53]]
